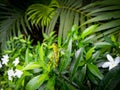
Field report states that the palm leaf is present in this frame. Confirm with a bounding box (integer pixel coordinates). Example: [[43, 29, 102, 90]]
[[26, 0, 57, 27], [46, 0, 90, 38], [82, 0, 120, 40], [27, 0, 101, 39], [0, 2, 32, 50]]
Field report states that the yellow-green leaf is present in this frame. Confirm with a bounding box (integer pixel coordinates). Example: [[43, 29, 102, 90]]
[[86, 47, 95, 60], [23, 62, 42, 71], [26, 73, 48, 90], [81, 25, 98, 39]]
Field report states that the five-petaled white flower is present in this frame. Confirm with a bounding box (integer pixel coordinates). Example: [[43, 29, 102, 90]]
[[14, 69, 23, 78], [13, 57, 19, 66], [102, 54, 120, 70], [7, 69, 15, 80], [1, 54, 9, 65], [0, 61, 2, 68]]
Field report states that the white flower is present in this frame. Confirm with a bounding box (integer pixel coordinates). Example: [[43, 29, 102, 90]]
[[13, 57, 19, 66], [7, 69, 15, 80], [0, 61, 2, 68], [0, 88, 3, 90], [1, 54, 9, 65], [14, 69, 23, 78], [102, 54, 120, 70]]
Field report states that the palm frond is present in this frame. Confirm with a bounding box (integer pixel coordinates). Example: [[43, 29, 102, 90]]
[[46, 0, 90, 38], [81, 0, 120, 40], [54, 0, 120, 39], [0, 2, 32, 50], [27, 0, 98, 39], [26, 0, 57, 27]]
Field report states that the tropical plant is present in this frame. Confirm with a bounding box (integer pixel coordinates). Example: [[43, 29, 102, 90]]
[[1, 0, 120, 50], [0, 0, 31, 50], [97, 35, 120, 90], [0, 24, 120, 90], [0, 0, 51, 50], [0, 25, 101, 89], [27, 0, 120, 41], [81, 0, 120, 41], [27, 0, 96, 38], [98, 65, 120, 90], [0, 35, 32, 89]]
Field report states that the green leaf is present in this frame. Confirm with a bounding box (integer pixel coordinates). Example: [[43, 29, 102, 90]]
[[96, 19, 120, 32], [71, 24, 78, 32], [92, 51, 101, 61], [68, 39, 72, 53], [79, 65, 87, 82], [27, 4, 55, 27], [15, 71, 32, 90], [60, 80, 77, 90], [45, 76, 55, 90], [88, 63, 103, 80], [81, 25, 98, 39], [70, 47, 84, 79], [94, 42, 112, 48], [26, 73, 48, 90], [88, 6, 120, 15], [59, 38, 72, 72], [43, 33, 49, 39], [59, 50, 71, 72], [23, 62, 42, 71], [98, 66, 120, 90], [40, 44, 44, 61], [86, 11, 120, 23], [58, 36, 62, 47], [82, 34, 96, 44], [111, 35, 116, 42], [15, 75, 25, 90], [25, 48, 30, 65], [88, 71, 99, 85], [86, 47, 94, 60], [62, 9, 75, 38]]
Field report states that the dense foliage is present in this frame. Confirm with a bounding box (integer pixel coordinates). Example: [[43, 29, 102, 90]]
[[0, 0, 120, 50], [0, 25, 120, 90], [0, 0, 120, 90]]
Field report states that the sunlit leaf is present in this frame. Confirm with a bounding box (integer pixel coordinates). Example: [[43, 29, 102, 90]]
[[81, 25, 98, 39], [86, 47, 95, 60], [26, 73, 48, 90], [23, 62, 42, 71]]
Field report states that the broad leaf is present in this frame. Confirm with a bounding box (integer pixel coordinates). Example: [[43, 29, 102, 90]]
[[88, 71, 100, 85], [26, 73, 48, 90], [45, 76, 55, 90], [94, 42, 112, 48], [81, 25, 98, 39], [70, 47, 84, 79], [88, 63, 103, 80], [23, 62, 42, 71], [98, 66, 120, 90], [86, 47, 94, 60]]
